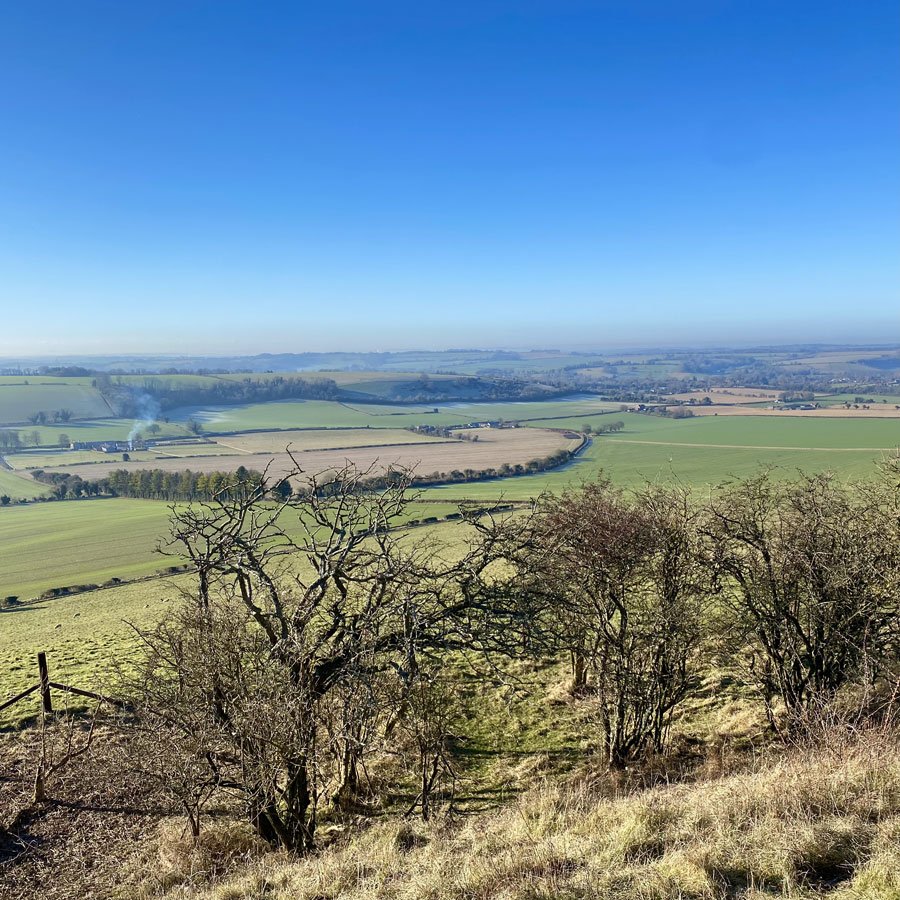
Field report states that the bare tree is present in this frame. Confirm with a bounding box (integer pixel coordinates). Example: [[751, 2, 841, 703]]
[[126, 462, 535, 852]]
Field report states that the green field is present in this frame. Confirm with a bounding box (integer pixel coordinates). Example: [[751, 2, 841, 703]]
[[0, 499, 176, 599], [420, 413, 899, 502], [0, 497, 465, 602], [0, 577, 178, 725], [816, 393, 900, 407], [0, 468, 51, 501], [167, 396, 620, 432], [609, 413, 900, 449], [0, 382, 110, 424]]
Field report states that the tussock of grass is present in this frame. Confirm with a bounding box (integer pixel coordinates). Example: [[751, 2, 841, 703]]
[[149, 732, 900, 900]]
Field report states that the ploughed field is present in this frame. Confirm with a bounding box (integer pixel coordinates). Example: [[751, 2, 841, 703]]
[[33, 427, 580, 482]]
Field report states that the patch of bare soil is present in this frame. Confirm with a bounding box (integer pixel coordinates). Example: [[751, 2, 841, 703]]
[[0, 719, 163, 900]]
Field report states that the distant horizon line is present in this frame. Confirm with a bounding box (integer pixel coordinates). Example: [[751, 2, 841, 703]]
[[1, 340, 899, 364]]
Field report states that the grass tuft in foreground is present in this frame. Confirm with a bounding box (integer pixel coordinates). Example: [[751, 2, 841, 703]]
[[140, 729, 900, 899]]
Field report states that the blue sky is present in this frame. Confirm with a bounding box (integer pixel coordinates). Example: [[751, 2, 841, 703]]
[[0, 0, 897, 355]]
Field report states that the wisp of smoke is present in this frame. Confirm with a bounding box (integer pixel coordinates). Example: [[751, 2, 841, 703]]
[[128, 392, 161, 444]]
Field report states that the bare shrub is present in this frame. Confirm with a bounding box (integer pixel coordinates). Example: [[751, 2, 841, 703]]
[[704, 471, 900, 732], [522, 479, 712, 767]]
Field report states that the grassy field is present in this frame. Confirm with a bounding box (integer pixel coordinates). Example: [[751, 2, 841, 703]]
[[421, 414, 899, 502], [167, 396, 620, 432], [0, 468, 52, 500], [0, 382, 110, 424], [0, 576, 179, 725], [0, 497, 468, 604], [818, 392, 900, 406], [0, 499, 177, 600]]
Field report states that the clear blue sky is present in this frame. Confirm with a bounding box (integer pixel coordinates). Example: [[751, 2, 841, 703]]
[[1, 0, 897, 355]]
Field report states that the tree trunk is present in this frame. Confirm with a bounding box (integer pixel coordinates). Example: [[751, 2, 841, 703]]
[[571, 650, 588, 693]]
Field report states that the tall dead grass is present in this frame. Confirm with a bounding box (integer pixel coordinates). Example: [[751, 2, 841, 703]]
[[144, 728, 900, 900]]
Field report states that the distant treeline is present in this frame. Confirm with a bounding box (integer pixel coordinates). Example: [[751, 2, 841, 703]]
[[95, 375, 340, 415], [31, 466, 276, 502]]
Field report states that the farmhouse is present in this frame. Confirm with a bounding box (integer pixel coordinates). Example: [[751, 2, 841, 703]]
[[69, 439, 151, 452]]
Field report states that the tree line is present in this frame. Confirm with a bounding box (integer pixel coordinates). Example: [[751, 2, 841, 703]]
[[94, 375, 341, 415], [118, 458, 900, 853], [31, 466, 277, 502]]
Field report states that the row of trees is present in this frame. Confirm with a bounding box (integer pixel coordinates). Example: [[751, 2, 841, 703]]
[[26, 408, 73, 425], [123, 460, 900, 853], [31, 466, 279, 502], [0, 429, 45, 450], [581, 420, 625, 434]]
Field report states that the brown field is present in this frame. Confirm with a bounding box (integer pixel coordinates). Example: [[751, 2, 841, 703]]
[[40, 427, 580, 481], [666, 387, 783, 404], [213, 428, 447, 454], [684, 405, 900, 418]]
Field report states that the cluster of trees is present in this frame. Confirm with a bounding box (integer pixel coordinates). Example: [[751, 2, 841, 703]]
[[387, 375, 555, 403], [407, 424, 481, 441], [0, 429, 23, 451], [27, 409, 73, 425], [582, 420, 625, 434], [30, 466, 276, 502], [124, 459, 900, 853], [29, 470, 106, 500], [0, 429, 54, 450]]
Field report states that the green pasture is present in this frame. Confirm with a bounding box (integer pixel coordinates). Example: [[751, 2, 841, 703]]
[[526, 411, 900, 449], [0, 577, 178, 726], [0, 468, 51, 501], [115, 373, 224, 389], [816, 393, 900, 407], [166, 396, 620, 432], [0, 496, 465, 602], [605, 413, 900, 449], [0, 382, 110, 424], [0, 512, 471, 725], [0, 499, 176, 600]]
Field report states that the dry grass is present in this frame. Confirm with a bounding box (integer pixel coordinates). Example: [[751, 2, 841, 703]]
[[213, 428, 448, 454], [142, 731, 900, 900]]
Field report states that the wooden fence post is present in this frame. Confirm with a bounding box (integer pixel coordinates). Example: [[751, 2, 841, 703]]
[[37, 651, 52, 713]]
